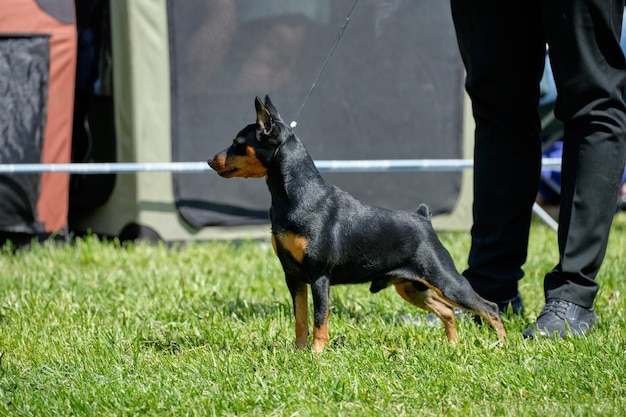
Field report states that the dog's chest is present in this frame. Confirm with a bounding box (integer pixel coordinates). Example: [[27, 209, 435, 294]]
[[271, 230, 308, 264]]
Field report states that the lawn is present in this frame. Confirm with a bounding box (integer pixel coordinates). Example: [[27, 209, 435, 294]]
[[0, 214, 625, 416]]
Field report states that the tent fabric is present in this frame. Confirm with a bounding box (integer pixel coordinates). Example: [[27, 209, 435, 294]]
[[168, 0, 464, 228], [68, 0, 117, 215], [68, 0, 175, 239], [0, 0, 76, 233], [0, 36, 49, 232], [70, 0, 472, 241]]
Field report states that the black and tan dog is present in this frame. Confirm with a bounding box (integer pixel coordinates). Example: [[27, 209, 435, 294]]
[[208, 96, 506, 352]]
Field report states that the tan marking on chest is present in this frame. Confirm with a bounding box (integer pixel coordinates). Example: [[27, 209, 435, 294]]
[[274, 231, 307, 263]]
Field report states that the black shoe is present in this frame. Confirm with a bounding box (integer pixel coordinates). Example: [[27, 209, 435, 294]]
[[496, 293, 525, 317], [522, 298, 598, 339]]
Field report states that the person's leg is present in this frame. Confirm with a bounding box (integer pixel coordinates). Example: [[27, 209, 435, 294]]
[[523, 0, 626, 338], [542, 0, 626, 308], [451, 0, 545, 303]]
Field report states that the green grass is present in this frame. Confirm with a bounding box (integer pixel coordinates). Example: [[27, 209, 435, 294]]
[[1, 214, 626, 416]]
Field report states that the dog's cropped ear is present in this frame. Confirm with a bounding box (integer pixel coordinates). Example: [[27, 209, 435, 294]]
[[263, 95, 285, 124], [263, 95, 278, 115], [255, 96, 273, 135]]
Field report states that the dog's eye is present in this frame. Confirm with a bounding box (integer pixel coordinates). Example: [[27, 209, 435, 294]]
[[232, 137, 247, 149]]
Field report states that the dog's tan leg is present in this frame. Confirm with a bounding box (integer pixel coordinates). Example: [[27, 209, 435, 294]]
[[395, 281, 458, 344], [293, 281, 309, 349], [475, 310, 507, 340], [311, 276, 331, 353], [311, 312, 329, 353]]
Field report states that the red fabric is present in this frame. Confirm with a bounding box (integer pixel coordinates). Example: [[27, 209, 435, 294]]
[[0, 0, 76, 232]]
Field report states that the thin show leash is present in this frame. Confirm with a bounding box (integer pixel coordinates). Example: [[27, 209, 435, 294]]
[[283, 3, 558, 233], [289, 0, 361, 129]]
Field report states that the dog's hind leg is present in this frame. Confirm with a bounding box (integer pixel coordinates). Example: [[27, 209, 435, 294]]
[[394, 281, 458, 343], [436, 279, 507, 340], [474, 309, 507, 340], [455, 297, 507, 340]]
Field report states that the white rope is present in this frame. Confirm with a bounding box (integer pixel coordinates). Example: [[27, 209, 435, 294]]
[[0, 157, 562, 230], [532, 202, 559, 231], [290, 0, 361, 128], [0, 158, 562, 174]]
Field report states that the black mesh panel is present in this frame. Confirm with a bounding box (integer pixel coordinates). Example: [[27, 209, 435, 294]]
[[168, 0, 464, 227]]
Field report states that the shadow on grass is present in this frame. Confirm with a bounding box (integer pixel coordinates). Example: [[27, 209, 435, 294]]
[[133, 291, 444, 355]]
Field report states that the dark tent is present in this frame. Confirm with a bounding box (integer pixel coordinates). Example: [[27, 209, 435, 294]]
[[68, 0, 472, 241], [0, 0, 76, 241]]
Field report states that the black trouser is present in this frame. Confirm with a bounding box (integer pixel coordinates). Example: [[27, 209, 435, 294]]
[[450, 0, 626, 308]]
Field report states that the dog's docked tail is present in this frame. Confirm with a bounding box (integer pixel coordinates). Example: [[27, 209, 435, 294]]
[[416, 203, 431, 220]]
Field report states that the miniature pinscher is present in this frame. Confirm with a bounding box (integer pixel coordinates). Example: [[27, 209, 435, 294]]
[[208, 96, 506, 352]]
